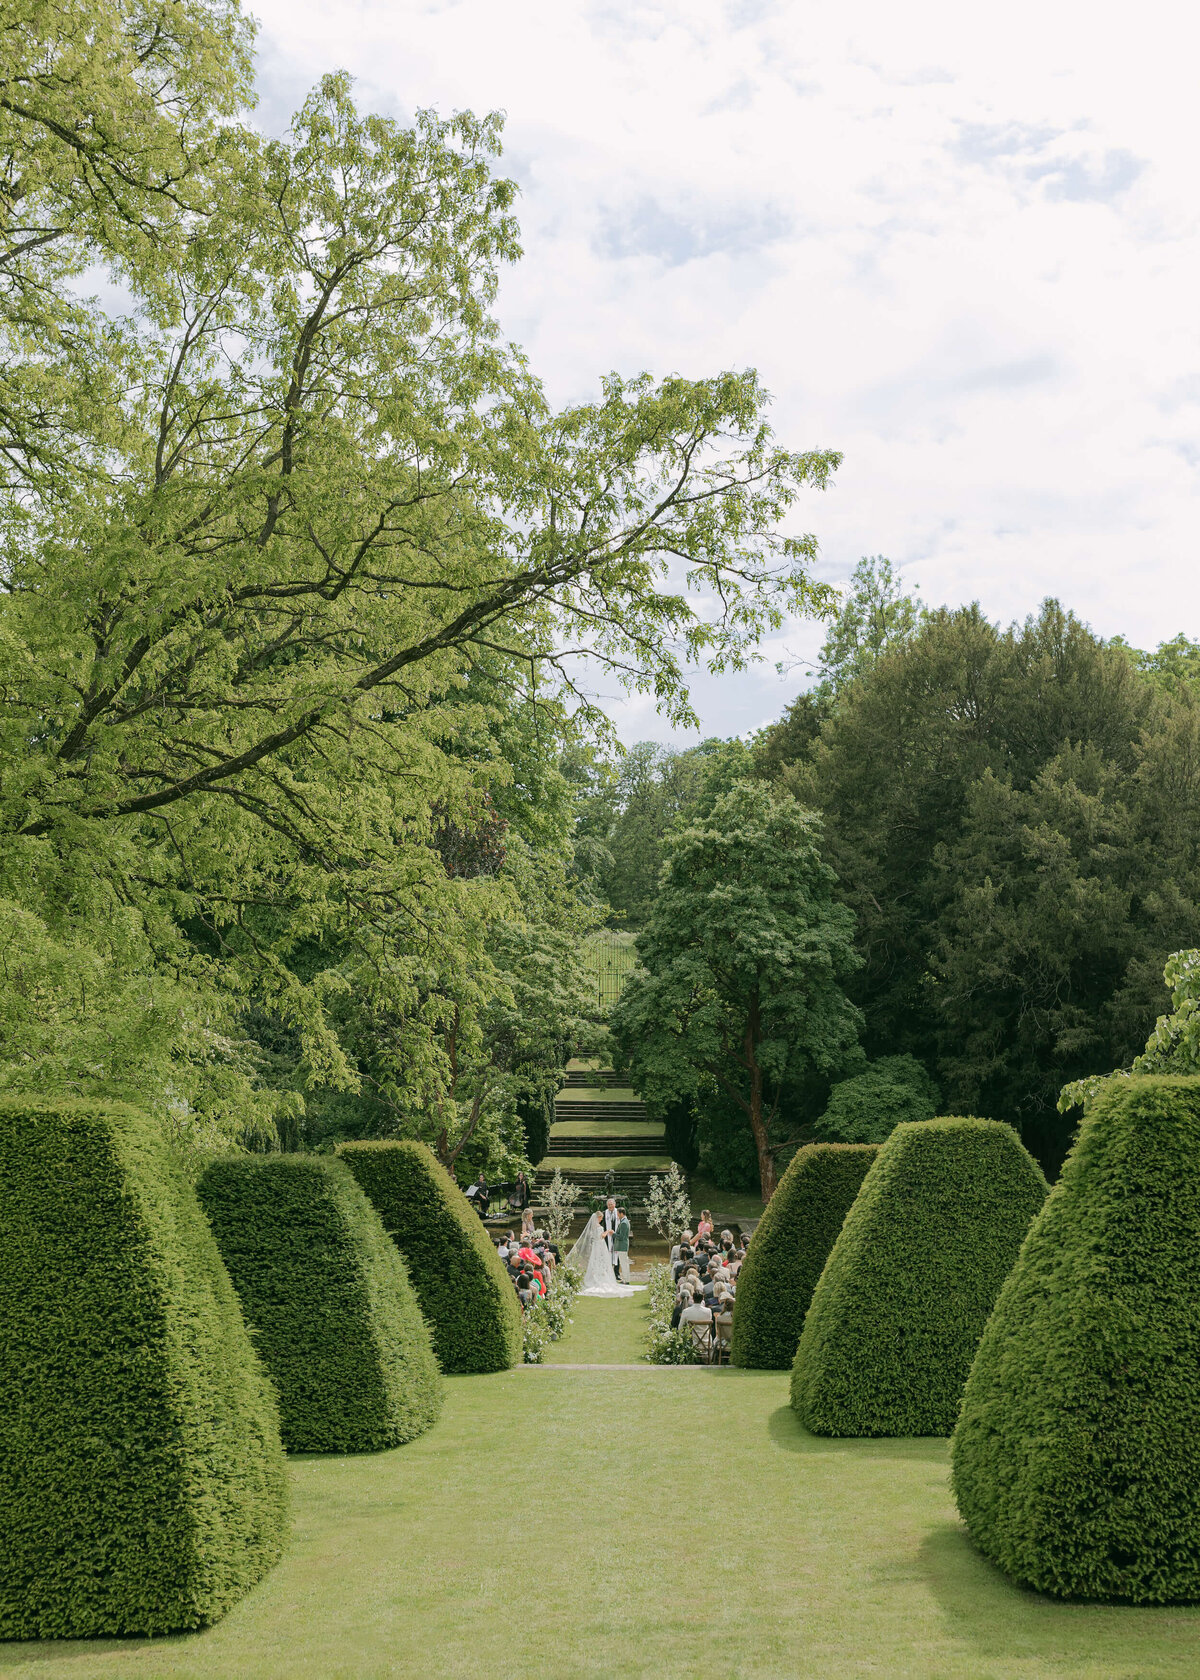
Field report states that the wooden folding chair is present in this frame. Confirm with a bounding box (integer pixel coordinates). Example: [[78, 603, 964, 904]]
[[687, 1320, 713, 1365], [712, 1312, 733, 1365]]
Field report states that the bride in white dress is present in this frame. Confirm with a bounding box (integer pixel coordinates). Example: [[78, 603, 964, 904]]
[[564, 1211, 642, 1296]]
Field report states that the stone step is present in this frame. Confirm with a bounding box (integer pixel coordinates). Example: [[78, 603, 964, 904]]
[[554, 1103, 648, 1122]]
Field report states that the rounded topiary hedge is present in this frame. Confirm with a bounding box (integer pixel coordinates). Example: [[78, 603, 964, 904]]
[[198, 1155, 443, 1453], [731, 1143, 880, 1369], [791, 1117, 1047, 1437], [337, 1140, 522, 1374], [0, 1096, 288, 1639], [952, 1077, 1200, 1603]]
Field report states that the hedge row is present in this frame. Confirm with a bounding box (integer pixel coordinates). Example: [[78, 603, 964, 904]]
[[791, 1117, 1047, 1436], [730, 1143, 879, 1369], [198, 1156, 443, 1453], [952, 1077, 1200, 1603], [338, 1140, 522, 1373], [0, 1098, 288, 1639]]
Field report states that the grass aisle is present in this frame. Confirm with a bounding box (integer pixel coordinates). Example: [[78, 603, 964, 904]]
[[4, 1294, 1200, 1679], [542, 1291, 648, 1364]]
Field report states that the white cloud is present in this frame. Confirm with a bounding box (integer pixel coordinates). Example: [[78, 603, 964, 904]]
[[248, 0, 1200, 745]]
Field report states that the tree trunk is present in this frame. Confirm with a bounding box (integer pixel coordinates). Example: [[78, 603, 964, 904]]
[[745, 994, 776, 1202]]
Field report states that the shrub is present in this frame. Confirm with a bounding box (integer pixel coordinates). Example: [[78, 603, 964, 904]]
[[521, 1266, 580, 1364], [337, 1140, 522, 1373], [0, 1097, 288, 1638], [814, 1055, 939, 1145], [731, 1143, 880, 1369], [198, 1156, 442, 1453], [791, 1118, 1047, 1436], [952, 1077, 1200, 1602]]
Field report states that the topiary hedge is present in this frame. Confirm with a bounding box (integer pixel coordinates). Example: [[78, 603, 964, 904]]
[[198, 1155, 443, 1453], [791, 1117, 1047, 1436], [952, 1076, 1200, 1603], [730, 1143, 880, 1369], [337, 1140, 522, 1373], [0, 1096, 288, 1638]]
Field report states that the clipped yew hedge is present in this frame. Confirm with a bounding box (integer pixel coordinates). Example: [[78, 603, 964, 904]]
[[337, 1140, 522, 1373], [731, 1143, 880, 1369], [953, 1077, 1200, 1603], [791, 1117, 1047, 1436], [0, 1097, 288, 1639], [198, 1155, 442, 1453]]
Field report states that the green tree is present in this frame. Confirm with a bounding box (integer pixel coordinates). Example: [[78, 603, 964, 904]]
[[0, 27, 840, 1141], [610, 782, 861, 1199], [754, 555, 922, 779], [814, 1055, 938, 1145], [759, 599, 1192, 1170]]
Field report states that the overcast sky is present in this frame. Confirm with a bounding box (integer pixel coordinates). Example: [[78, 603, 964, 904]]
[[251, 0, 1199, 745]]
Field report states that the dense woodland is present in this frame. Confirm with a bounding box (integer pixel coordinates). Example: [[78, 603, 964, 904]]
[[602, 562, 1200, 1186]]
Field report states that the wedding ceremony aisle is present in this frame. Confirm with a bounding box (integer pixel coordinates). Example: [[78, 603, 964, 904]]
[[4, 1296, 1199, 1680]]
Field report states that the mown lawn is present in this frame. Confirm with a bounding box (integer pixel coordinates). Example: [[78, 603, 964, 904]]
[[4, 1294, 1198, 1680]]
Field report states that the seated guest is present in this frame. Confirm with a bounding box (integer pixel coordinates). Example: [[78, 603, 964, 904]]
[[720, 1228, 735, 1246], [515, 1270, 534, 1307], [670, 1287, 692, 1331], [680, 1292, 713, 1346]]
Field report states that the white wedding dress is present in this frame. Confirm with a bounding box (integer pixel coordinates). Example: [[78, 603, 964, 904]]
[[565, 1215, 643, 1297]]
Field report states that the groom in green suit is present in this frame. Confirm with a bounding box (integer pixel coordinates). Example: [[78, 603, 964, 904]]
[[613, 1207, 631, 1283]]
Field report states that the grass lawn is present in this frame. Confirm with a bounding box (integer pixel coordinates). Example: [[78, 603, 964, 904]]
[[538, 1155, 673, 1173], [550, 1120, 666, 1138], [555, 1086, 639, 1103], [4, 1295, 1199, 1679], [688, 1172, 766, 1223]]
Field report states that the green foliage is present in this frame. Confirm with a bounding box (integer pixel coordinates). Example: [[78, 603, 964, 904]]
[[791, 1118, 1047, 1436], [336, 1140, 521, 1373], [952, 1077, 1200, 1603], [612, 781, 861, 1199], [197, 1156, 442, 1453], [812, 556, 925, 695], [814, 1056, 938, 1145], [0, 1096, 287, 1637], [731, 1143, 879, 1370], [762, 600, 1200, 1171], [0, 9, 839, 1150]]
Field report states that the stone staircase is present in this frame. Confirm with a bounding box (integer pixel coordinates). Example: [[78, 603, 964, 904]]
[[535, 1063, 684, 1203]]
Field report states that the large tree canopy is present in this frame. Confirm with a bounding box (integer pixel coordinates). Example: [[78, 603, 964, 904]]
[[757, 597, 1200, 1171], [0, 6, 839, 1148], [611, 782, 861, 1199]]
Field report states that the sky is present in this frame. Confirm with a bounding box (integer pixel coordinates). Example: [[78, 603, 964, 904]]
[[249, 0, 1200, 745]]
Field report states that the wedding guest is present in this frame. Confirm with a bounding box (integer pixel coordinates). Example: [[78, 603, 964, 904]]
[[680, 1292, 713, 1349]]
